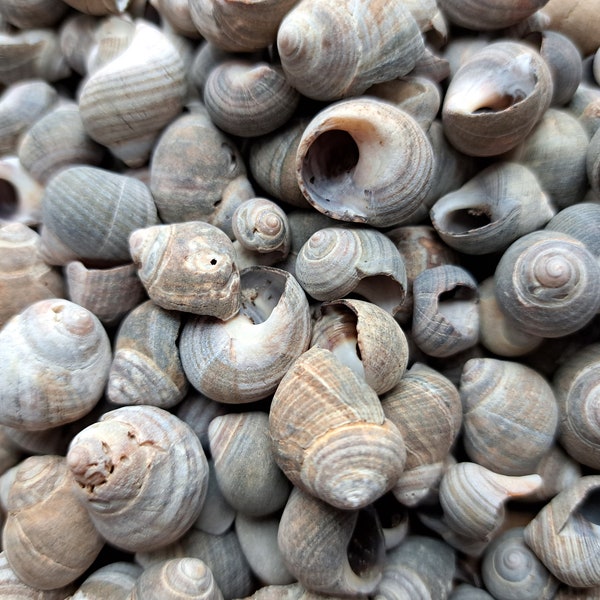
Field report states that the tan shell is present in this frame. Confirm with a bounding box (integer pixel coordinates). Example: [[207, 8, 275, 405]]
[[296, 98, 434, 227], [269, 347, 406, 510], [129, 221, 240, 319], [150, 0, 200, 38], [71, 561, 142, 600], [61, 0, 130, 15], [84, 14, 135, 75], [3, 455, 104, 590], [67, 406, 209, 552], [529, 445, 581, 503], [0, 156, 44, 226]]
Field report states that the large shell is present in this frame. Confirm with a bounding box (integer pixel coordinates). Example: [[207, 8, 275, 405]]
[[296, 98, 434, 227], [180, 266, 311, 403], [66, 406, 209, 552], [71, 561, 142, 600], [269, 347, 406, 510], [0, 299, 111, 431]]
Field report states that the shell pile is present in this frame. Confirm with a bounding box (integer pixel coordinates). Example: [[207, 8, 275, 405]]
[[2, 0, 600, 598]]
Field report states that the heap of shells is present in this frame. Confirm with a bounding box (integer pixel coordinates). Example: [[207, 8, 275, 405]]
[[2, 0, 600, 598]]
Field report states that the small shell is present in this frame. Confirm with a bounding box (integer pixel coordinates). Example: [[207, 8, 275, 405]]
[[71, 561, 142, 600], [546, 204, 600, 260], [61, 0, 130, 15], [129, 221, 240, 319], [269, 347, 406, 510], [0, 156, 44, 226], [296, 98, 434, 227], [67, 406, 209, 552]]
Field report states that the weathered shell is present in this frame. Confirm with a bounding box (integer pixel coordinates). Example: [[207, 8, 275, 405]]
[[71, 562, 142, 600], [278, 486, 385, 597], [0, 156, 44, 226], [58, 13, 97, 76], [150, 0, 199, 38], [529, 445, 582, 503], [277, 0, 424, 101], [180, 266, 311, 403], [237, 583, 369, 600], [84, 14, 135, 75], [568, 83, 600, 138], [449, 584, 495, 600], [296, 98, 434, 227], [3, 455, 104, 590], [494, 230, 600, 338], [524, 475, 600, 587], [442, 41, 553, 156], [129, 221, 240, 319], [295, 227, 407, 315], [107, 300, 188, 409], [0, 0, 68, 29], [67, 406, 209, 552], [269, 347, 406, 510], [587, 127, 600, 197], [193, 459, 235, 536], [79, 20, 186, 167], [0, 299, 111, 431], [412, 45, 451, 82], [61, 0, 130, 15]]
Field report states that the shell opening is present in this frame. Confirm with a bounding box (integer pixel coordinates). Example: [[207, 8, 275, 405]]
[[238, 269, 285, 324], [347, 507, 385, 579], [578, 488, 600, 525], [353, 275, 405, 315], [437, 285, 478, 327], [0, 179, 17, 219], [442, 207, 493, 233]]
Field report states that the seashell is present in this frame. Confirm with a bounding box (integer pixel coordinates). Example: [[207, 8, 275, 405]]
[[374, 535, 456, 600], [555, 584, 600, 599], [189, 0, 298, 52], [269, 346, 406, 510], [381, 363, 462, 508], [529, 445, 582, 503], [3, 455, 104, 590], [449, 584, 495, 600], [0, 222, 65, 328], [411, 265, 480, 358], [296, 98, 434, 227], [180, 266, 311, 403], [204, 60, 300, 138], [442, 41, 553, 157], [0, 0, 68, 29], [0, 29, 70, 85], [295, 227, 407, 315], [79, 20, 186, 167], [18, 102, 105, 185], [481, 527, 559, 600], [129, 558, 224, 600], [0, 156, 44, 226], [155, 1, 201, 39], [373, 493, 409, 551], [411, 45, 451, 82], [107, 300, 188, 409], [568, 83, 600, 138], [235, 512, 295, 586], [311, 298, 409, 395], [443, 36, 491, 81], [71, 561, 142, 600], [42, 165, 159, 267], [85, 15, 135, 75], [232, 198, 291, 260], [403, 0, 448, 45], [460, 357, 559, 476], [588, 127, 600, 197], [208, 412, 291, 517], [277, 0, 424, 101], [430, 162, 555, 255], [236, 582, 369, 599], [188, 42, 239, 97], [524, 475, 600, 587], [0, 299, 111, 431], [66, 406, 209, 552], [212, 174, 256, 240], [59, 14, 98, 76], [129, 221, 240, 319], [547, 202, 600, 260], [193, 459, 236, 536], [278, 486, 385, 597], [0, 80, 57, 156], [233, 240, 284, 271], [494, 230, 600, 338], [62, 0, 131, 15], [0, 430, 21, 478]]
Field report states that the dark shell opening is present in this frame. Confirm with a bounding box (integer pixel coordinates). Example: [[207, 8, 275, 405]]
[[347, 506, 385, 579], [0, 179, 18, 219], [578, 488, 600, 525]]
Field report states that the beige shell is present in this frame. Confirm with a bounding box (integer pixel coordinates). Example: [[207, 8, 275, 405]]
[[61, 0, 130, 15], [129, 221, 240, 320], [84, 14, 135, 75], [58, 13, 98, 76], [588, 127, 600, 198], [411, 45, 451, 82], [0, 156, 44, 226], [193, 459, 235, 536], [67, 406, 209, 552], [442, 41, 553, 156], [373, 493, 409, 551], [3, 455, 104, 590], [0, 0, 68, 29], [237, 583, 369, 599], [269, 347, 406, 510], [0, 299, 111, 431], [449, 584, 495, 600], [529, 445, 581, 503], [79, 20, 186, 167], [71, 561, 142, 600], [296, 98, 434, 227], [568, 83, 600, 138], [278, 486, 385, 597], [277, 0, 423, 101], [150, 0, 200, 38]]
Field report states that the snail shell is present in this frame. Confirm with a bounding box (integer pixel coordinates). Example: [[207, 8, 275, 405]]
[[295, 227, 407, 315], [84, 14, 136, 75], [449, 584, 495, 600], [373, 493, 409, 551], [180, 266, 311, 403], [71, 561, 142, 600], [3, 455, 104, 590], [107, 300, 188, 409], [58, 14, 97, 76], [494, 230, 600, 338], [193, 459, 235, 536], [442, 41, 553, 156], [529, 445, 582, 503], [568, 83, 600, 138], [277, 0, 424, 101], [587, 127, 600, 197], [524, 475, 600, 587], [150, 0, 199, 38], [278, 486, 385, 597], [236, 583, 369, 599], [129, 221, 240, 320], [0, 0, 68, 30], [296, 98, 434, 227], [67, 406, 209, 552], [0, 156, 44, 226], [269, 346, 406, 510], [0, 299, 111, 431], [62, 0, 130, 15]]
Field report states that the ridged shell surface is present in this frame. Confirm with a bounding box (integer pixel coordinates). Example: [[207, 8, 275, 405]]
[[70, 561, 141, 599]]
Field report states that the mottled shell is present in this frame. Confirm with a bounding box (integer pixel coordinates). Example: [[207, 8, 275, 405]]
[[277, 0, 424, 101], [129, 221, 240, 319], [296, 99, 434, 227], [107, 300, 188, 409], [71, 562, 142, 600], [0, 156, 44, 226], [3, 455, 104, 590], [0, 299, 111, 430], [237, 583, 369, 599], [269, 347, 406, 510], [180, 266, 311, 403], [295, 227, 407, 315], [442, 41, 553, 156], [67, 406, 209, 552]]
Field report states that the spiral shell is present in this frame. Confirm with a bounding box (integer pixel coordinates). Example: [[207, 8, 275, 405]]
[[71, 561, 142, 600], [546, 204, 600, 263], [449, 584, 494, 600]]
